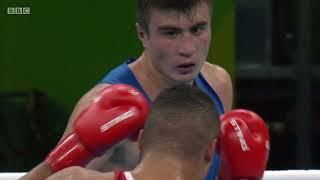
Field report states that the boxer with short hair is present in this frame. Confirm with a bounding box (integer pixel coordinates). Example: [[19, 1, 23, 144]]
[[46, 84, 221, 180], [20, 84, 150, 180], [21, 0, 270, 179], [22, 1, 233, 179], [45, 85, 270, 180]]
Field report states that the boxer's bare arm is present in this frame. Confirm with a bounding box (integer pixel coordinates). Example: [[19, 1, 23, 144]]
[[201, 62, 233, 112], [86, 138, 140, 171], [20, 83, 121, 180], [46, 166, 114, 180], [61, 83, 120, 171], [60, 83, 132, 171], [60, 83, 111, 140], [19, 162, 53, 180]]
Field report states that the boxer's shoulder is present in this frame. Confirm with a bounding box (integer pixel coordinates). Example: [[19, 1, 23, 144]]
[[201, 62, 233, 111], [201, 62, 231, 86], [47, 166, 114, 180], [62, 83, 112, 137]]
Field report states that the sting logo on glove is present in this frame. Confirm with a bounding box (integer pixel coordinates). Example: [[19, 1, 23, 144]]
[[219, 109, 270, 180], [230, 119, 250, 152]]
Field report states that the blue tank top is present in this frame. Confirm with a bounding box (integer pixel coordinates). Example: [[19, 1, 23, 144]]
[[100, 58, 225, 180]]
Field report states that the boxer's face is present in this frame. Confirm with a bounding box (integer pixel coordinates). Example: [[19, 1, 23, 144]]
[[139, 2, 211, 83]]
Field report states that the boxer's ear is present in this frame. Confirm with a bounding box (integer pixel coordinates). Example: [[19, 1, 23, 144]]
[[136, 23, 148, 48], [205, 138, 217, 162], [137, 129, 144, 153]]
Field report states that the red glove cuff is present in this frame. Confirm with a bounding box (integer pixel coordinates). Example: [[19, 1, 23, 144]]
[[45, 133, 93, 172]]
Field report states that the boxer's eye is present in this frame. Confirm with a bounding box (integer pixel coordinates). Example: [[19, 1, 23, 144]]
[[159, 27, 181, 38], [163, 31, 178, 38], [190, 23, 208, 36]]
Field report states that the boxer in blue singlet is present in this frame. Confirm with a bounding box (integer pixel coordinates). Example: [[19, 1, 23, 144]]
[[100, 58, 226, 179], [79, 1, 233, 178], [46, 85, 221, 180], [21, 1, 233, 180]]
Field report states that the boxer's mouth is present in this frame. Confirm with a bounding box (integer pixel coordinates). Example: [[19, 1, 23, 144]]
[[177, 63, 195, 68], [176, 63, 196, 74]]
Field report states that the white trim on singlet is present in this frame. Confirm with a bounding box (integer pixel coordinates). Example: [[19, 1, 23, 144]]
[[124, 171, 135, 180]]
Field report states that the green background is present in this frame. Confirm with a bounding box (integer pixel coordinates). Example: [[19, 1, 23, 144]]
[[1, 0, 234, 112], [0, 0, 234, 170]]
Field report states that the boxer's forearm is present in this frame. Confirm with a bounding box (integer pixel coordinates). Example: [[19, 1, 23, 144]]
[[86, 150, 115, 171], [19, 162, 53, 180], [86, 139, 140, 172]]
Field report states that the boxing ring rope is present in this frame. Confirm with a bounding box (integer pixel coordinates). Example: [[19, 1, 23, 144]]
[[0, 173, 26, 180], [1, 170, 320, 180]]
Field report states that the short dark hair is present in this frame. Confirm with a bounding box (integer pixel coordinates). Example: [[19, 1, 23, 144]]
[[142, 84, 220, 161], [136, 0, 212, 32]]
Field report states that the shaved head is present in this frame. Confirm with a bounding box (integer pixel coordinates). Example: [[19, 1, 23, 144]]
[[142, 84, 220, 161]]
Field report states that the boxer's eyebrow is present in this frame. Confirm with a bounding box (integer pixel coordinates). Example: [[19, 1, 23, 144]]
[[158, 26, 182, 32], [190, 21, 208, 31]]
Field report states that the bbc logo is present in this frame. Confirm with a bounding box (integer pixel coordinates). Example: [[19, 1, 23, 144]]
[[7, 7, 31, 15]]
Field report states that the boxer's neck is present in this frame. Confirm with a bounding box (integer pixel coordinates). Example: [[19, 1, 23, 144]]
[[131, 153, 205, 180], [129, 52, 194, 101]]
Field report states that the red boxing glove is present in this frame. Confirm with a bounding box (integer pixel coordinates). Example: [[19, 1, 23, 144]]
[[218, 109, 270, 180], [45, 84, 150, 172]]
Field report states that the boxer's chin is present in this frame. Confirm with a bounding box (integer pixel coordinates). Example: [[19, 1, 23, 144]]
[[172, 72, 198, 84]]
